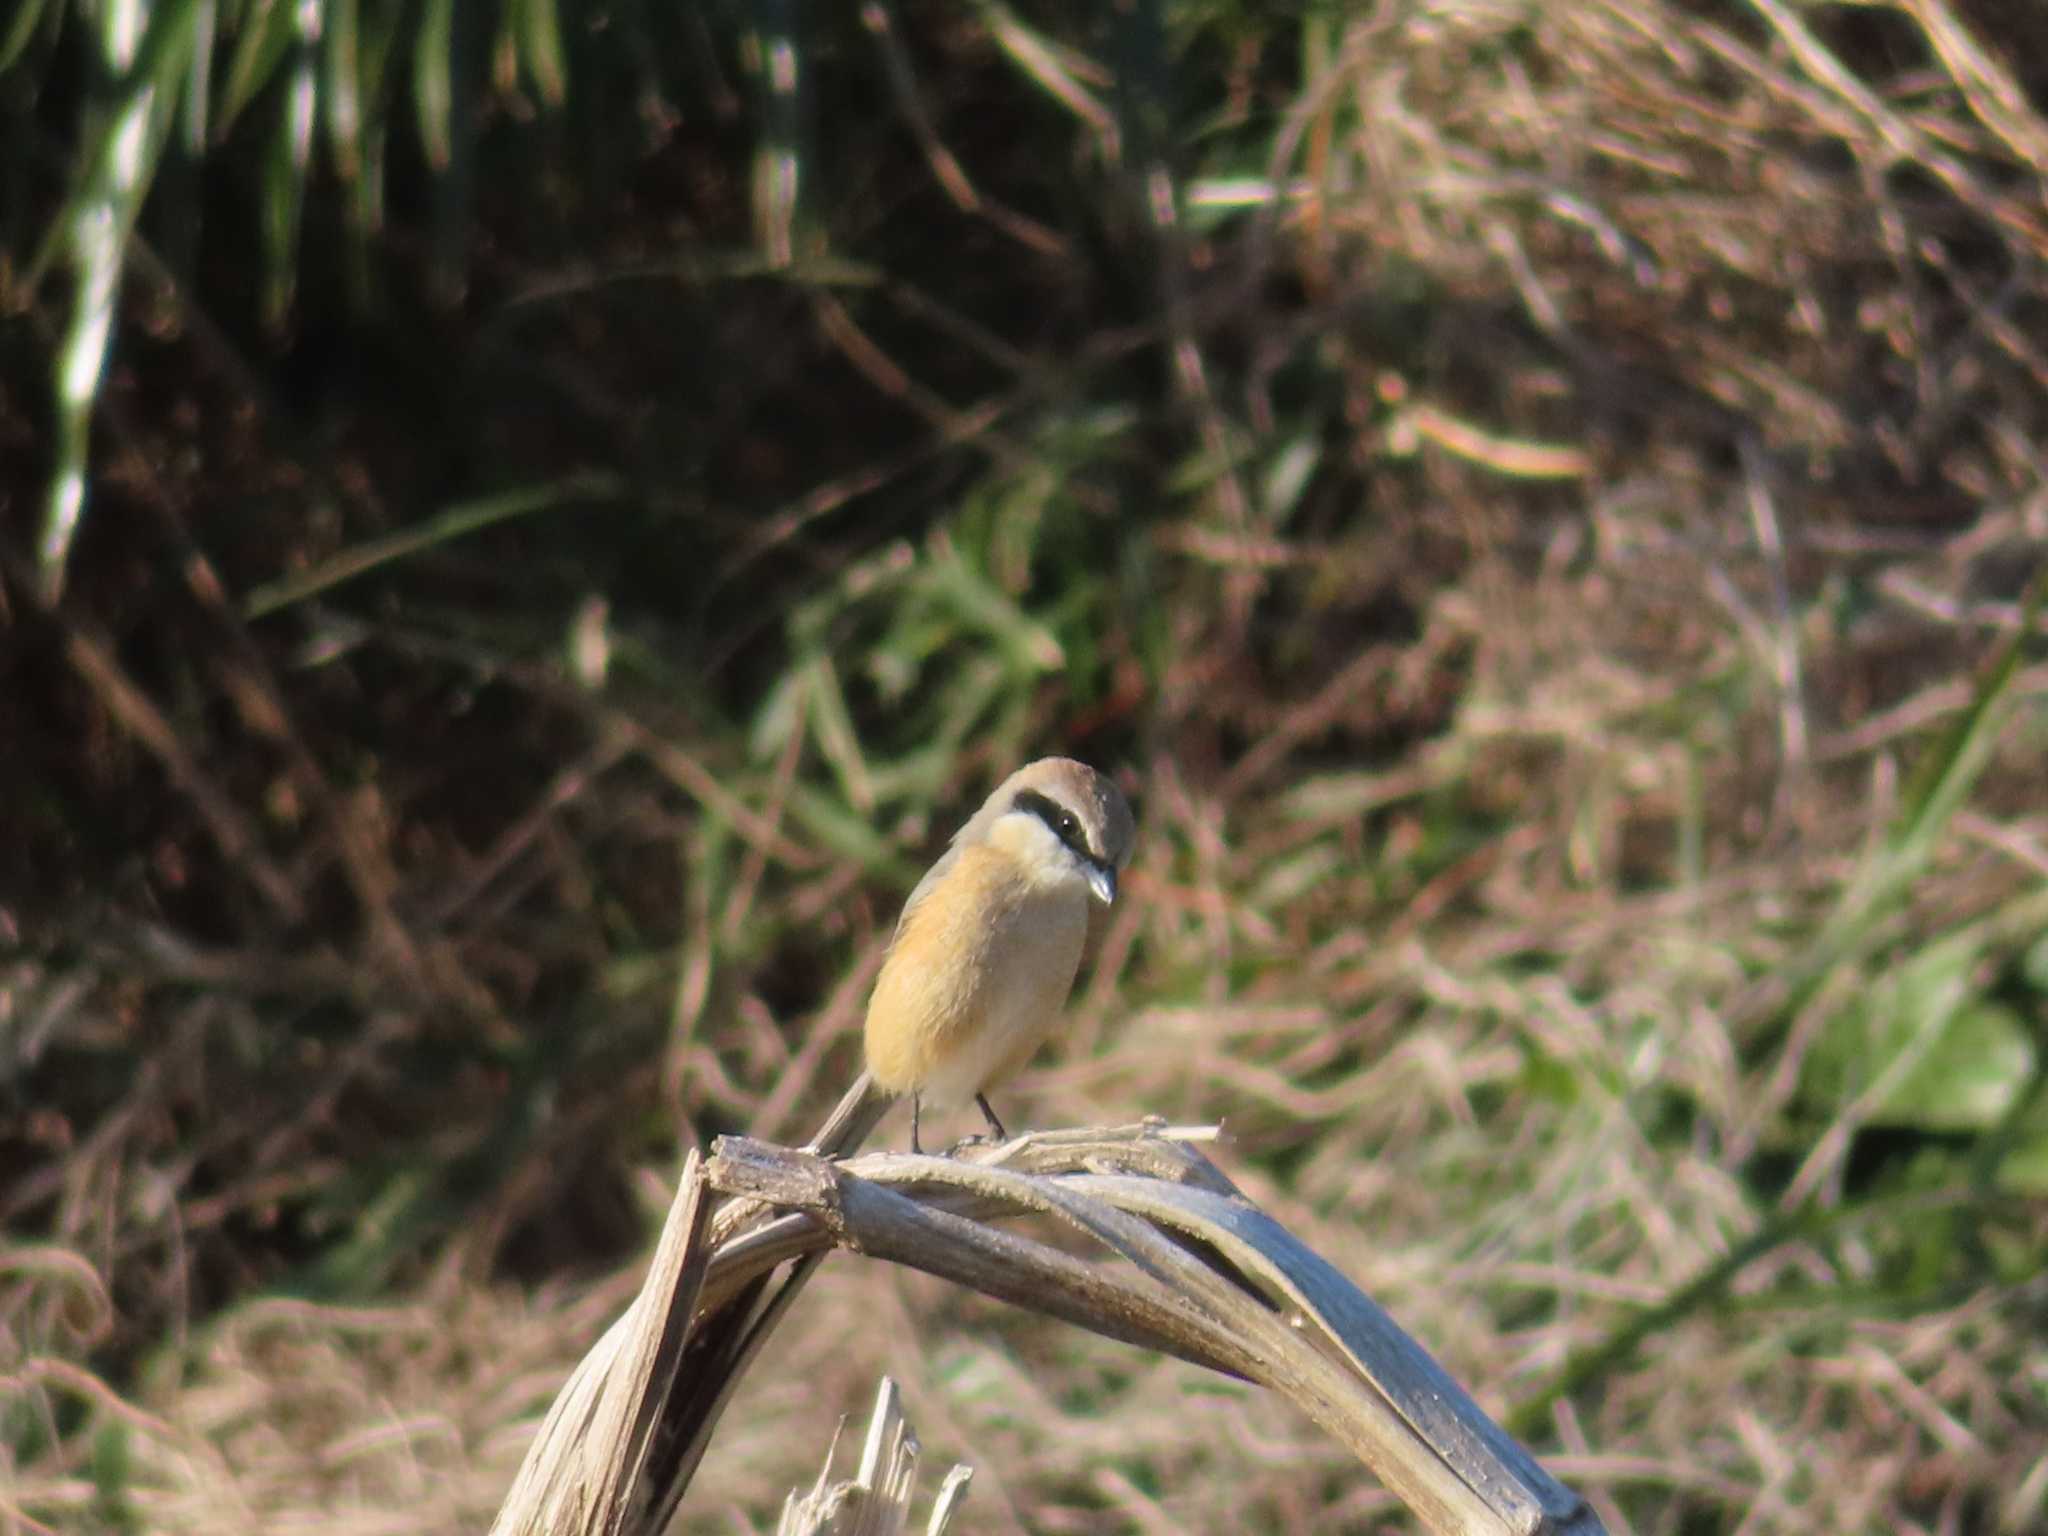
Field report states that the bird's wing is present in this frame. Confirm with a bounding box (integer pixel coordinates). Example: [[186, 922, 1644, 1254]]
[[889, 840, 958, 944], [887, 793, 998, 943]]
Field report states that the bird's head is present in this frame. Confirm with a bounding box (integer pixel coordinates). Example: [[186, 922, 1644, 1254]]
[[982, 757, 1135, 905]]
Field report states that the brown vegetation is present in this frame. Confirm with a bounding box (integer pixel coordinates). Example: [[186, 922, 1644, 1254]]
[[5, 2, 2047, 1532]]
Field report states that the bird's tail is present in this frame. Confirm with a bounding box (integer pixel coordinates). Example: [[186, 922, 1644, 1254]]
[[803, 1069, 896, 1158]]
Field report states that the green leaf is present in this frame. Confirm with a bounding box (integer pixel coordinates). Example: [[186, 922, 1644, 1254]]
[[749, 669, 808, 762], [2001, 1131, 2048, 1194], [514, 0, 566, 107], [241, 472, 624, 618], [925, 547, 1064, 673], [414, 0, 454, 169], [35, 0, 204, 601], [1880, 1002, 2034, 1133], [2021, 932, 2048, 996], [90, 1421, 137, 1531], [323, 0, 362, 178], [1759, 566, 2048, 1056], [217, 0, 294, 134], [786, 783, 911, 876], [1807, 933, 2036, 1133], [260, 5, 317, 326], [805, 656, 876, 813], [1521, 1051, 1581, 1110], [1261, 432, 1320, 522], [335, 0, 400, 304], [181, 0, 216, 154], [1, 0, 55, 74], [1814, 568, 2046, 963]]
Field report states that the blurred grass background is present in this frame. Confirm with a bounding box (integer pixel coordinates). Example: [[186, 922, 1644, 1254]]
[[4, 1, 2047, 1531]]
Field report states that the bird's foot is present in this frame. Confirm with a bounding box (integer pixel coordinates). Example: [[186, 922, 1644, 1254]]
[[974, 1094, 1009, 1142]]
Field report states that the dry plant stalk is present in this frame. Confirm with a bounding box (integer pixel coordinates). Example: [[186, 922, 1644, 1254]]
[[488, 1119, 1604, 1536], [776, 1376, 972, 1536], [487, 1151, 715, 1536]]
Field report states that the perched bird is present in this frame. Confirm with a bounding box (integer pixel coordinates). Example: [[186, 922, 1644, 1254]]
[[825, 757, 1135, 1156]]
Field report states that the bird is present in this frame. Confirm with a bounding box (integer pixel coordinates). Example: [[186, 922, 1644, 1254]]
[[819, 757, 1135, 1157]]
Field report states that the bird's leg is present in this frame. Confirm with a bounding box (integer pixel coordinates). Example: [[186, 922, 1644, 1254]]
[[910, 1093, 924, 1156], [975, 1094, 1008, 1142]]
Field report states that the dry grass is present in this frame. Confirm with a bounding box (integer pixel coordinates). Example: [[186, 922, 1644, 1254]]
[[7, 1, 2048, 1533]]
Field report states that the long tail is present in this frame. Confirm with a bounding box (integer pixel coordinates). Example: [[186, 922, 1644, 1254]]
[[802, 1069, 896, 1158]]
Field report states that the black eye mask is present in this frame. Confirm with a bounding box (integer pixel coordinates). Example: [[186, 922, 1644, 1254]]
[[1010, 789, 1088, 857]]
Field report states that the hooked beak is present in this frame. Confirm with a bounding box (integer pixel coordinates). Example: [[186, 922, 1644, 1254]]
[[1085, 860, 1118, 905]]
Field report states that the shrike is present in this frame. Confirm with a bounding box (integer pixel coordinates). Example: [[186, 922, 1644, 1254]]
[[817, 757, 1135, 1155]]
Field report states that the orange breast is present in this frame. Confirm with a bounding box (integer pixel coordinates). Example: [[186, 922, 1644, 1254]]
[[862, 845, 1089, 1106]]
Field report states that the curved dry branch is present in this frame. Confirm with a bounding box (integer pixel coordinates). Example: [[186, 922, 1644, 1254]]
[[488, 1124, 1606, 1536]]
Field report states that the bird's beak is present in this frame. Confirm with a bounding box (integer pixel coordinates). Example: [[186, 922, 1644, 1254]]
[[1085, 861, 1117, 905]]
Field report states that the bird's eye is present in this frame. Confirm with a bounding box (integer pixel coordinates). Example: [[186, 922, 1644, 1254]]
[[1059, 813, 1079, 838]]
